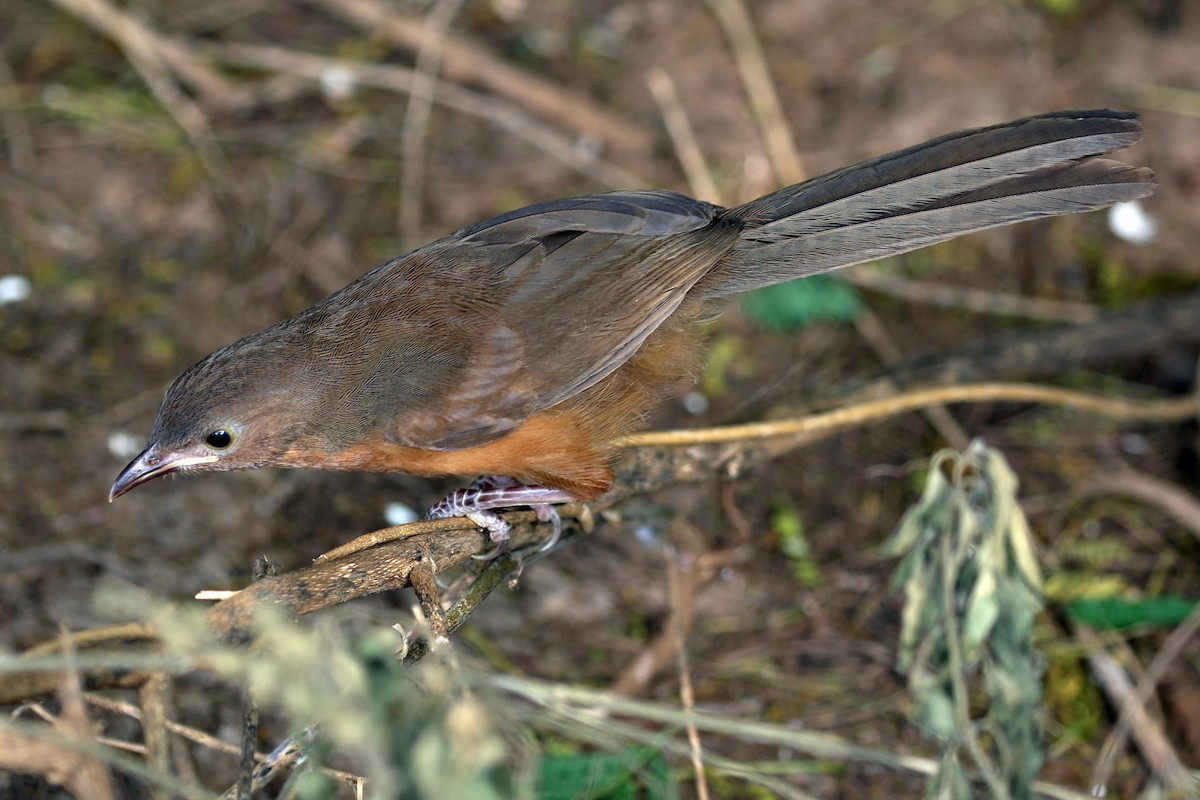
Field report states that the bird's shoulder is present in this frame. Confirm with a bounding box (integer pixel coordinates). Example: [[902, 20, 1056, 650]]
[[450, 189, 723, 244]]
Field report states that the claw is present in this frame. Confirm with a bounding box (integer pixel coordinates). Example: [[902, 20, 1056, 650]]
[[472, 536, 510, 561], [534, 504, 563, 552]]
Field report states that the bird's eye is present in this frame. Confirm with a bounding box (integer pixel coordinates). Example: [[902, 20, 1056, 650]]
[[205, 429, 233, 449]]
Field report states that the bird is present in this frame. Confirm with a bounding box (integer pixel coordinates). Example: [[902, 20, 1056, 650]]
[[110, 110, 1154, 548]]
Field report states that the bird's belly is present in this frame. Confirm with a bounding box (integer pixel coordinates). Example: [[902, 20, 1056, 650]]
[[280, 409, 615, 499]]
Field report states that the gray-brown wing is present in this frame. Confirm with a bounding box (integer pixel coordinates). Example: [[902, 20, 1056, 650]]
[[380, 190, 738, 450]]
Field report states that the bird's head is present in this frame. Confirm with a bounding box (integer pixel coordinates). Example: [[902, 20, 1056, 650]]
[[110, 338, 312, 501]]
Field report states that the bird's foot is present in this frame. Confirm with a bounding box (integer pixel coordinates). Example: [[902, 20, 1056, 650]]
[[426, 476, 574, 558]]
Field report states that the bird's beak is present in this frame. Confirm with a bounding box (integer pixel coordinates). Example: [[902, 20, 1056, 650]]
[[109, 445, 219, 501]]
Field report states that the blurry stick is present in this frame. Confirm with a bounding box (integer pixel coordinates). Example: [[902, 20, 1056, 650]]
[[399, 0, 467, 244], [205, 42, 643, 189], [667, 549, 710, 800], [56, 631, 118, 800], [86, 693, 242, 755], [846, 268, 1100, 325], [1079, 623, 1198, 797], [82, 693, 361, 789], [610, 539, 725, 697], [1131, 83, 1200, 119], [495, 674, 1098, 800], [48, 0, 237, 194], [855, 310, 971, 450], [307, 0, 652, 157], [235, 558, 273, 800], [138, 673, 172, 800], [704, 0, 805, 185], [48, 0, 241, 103], [1083, 468, 1200, 547], [646, 68, 722, 204], [49, 0, 646, 190], [0, 51, 35, 173]]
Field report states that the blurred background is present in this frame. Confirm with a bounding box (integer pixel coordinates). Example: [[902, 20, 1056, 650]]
[[1, 0, 1198, 796]]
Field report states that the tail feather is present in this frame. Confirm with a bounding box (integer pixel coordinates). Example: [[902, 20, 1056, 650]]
[[695, 110, 1154, 297]]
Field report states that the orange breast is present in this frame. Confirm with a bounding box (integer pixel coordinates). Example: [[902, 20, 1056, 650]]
[[280, 406, 616, 499]]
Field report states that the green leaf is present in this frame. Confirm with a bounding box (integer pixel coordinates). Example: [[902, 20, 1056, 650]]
[[740, 275, 860, 332], [771, 498, 821, 585], [536, 748, 675, 800], [1034, 0, 1083, 18], [1065, 596, 1199, 630]]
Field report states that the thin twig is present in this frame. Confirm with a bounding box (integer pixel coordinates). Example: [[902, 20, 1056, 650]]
[[491, 674, 1100, 800], [617, 382, 1197, 447], [402, 554, 521, 666], [1130, 83, 1200, 119], [1078, 626, 1197, 796], [645, 67, 722, 204], [1087, 605, 1200, 796], [799, 290, 1200, 413], [398, 0, 467, 245], [81, 694, 362, 790], [529, 699, 817, 799], [854, 308, 971, 450], [2, 719, 215, 800], [0, 49, 35, 173], [305, 0, 653, 156], [47, 0, 244, 104], [86, 693, 238, 758], [202, 41, 643, 188], [235, 558, 274, 800], [48, 0, 238, 194], [1082, 468, 1200, 547], [845, 267, 1100, 324], [668, 549, 710, 800], [611, 537, 728, 697], [138, 673, 171, 800], [57, 630, 119, 800], [703, 0, 804, 186]]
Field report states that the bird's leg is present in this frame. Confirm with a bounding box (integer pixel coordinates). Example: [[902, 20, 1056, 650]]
[[426, 476, 575, 555]]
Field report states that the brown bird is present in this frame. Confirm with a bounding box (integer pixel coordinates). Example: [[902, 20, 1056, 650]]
[[111, 110, 1154, 545]]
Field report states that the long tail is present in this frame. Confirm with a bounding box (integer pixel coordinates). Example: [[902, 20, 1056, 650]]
[[695, 110, 1155, 298]]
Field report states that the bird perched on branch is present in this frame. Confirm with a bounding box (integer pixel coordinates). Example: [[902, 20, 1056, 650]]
[[111, 110, 1154, 549]]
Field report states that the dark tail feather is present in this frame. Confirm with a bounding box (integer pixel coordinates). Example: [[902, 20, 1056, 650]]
[[695, 110, 1155, 298]]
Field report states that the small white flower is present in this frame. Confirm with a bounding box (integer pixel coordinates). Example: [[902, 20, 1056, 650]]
[[107, 431, 145, 460], [682, 390, 709, 415], [0, 275, 32, 305], [1108, 200, 1157, 244], [383, 501, 419, 527], [320, 65, 356, 101]]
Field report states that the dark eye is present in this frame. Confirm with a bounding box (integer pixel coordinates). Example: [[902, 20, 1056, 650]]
[[206, 429, 233, 449]]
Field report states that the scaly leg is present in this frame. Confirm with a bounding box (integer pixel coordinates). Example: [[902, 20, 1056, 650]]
[[426, 476, 575, 556]]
